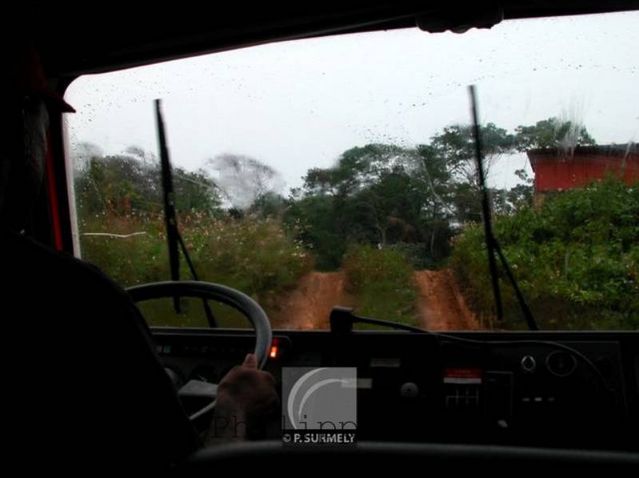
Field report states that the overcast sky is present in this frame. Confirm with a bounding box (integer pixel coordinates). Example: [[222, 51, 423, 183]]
[[65, 10, 639, 192]]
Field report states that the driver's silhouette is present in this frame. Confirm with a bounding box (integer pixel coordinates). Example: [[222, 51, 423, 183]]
[[1, 45, 277, 472]]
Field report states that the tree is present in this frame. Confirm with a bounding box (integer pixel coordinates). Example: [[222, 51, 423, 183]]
[[412, 144, 456, 256], [430, 123, 515, 185], [284, 194, 344, 270], [292, 143, 458, 267], [353, 170, 422, 246], [207, 153, 284, 210], [248, 192, 287, 219], [302, 144, 413, 196], [505, 169, 534, 213], [514, 117, 596, 151], [71, 142, 103, 176], [75, 147, 221, 217], [301, 144, 423, 244], [425, 123, 518, 226], [292, 145, 420, 267], [173, 167, 222, 215]]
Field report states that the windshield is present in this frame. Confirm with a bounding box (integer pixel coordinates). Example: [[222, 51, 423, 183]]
[[65, 11, 639, 331]]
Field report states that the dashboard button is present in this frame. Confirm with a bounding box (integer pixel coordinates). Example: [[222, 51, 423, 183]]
[[521, 355, 537, 373], [400, 382, 419, 398]]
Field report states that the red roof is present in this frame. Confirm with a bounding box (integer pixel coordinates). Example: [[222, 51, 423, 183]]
[[527, 145, 639, 192]]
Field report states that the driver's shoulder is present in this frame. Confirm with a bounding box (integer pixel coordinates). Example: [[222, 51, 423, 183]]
[[2, 228, 129, 303]]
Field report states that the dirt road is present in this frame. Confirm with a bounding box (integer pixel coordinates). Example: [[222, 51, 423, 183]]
[[269, 269, 477, 331], [414, 270, 479, 330], [268, 272, 352, 329]]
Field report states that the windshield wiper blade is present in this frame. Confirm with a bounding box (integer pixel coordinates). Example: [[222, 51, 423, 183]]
[[468, 86, 538, 331], [155, 99, 217, 327], [492, 241, 538, 330], [469, 85, 504, 324], [156, 101, 181, 293], [330, 306, 427, 334]]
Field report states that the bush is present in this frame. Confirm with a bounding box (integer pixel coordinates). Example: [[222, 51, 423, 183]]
[[79, 213, 313, 327], [79, 212, 169, 286], [343, 244, 418, 326], [183, 214, 313, 298], [450, 179, 639, 330], [388, 242, 438, 269]]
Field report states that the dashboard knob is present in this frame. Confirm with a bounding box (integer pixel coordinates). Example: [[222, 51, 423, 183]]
[[400, 382, 419, 398], [520, 355, 537, 373], [546, 351, 577, 377]]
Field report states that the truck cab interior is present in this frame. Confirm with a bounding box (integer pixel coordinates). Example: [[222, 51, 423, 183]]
[[4, 1, 639, 473]]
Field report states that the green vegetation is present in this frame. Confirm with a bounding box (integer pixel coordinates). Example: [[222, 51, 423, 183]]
[[74, 117, 638, 330], [80, 214, 312, 294], [282, 118, 589, 270], [343, 245, 418, 326], [514, 118, 596, 151], [79, 213, 313, 327], [182, 215, 313, 298], [451, 179, 639, 330]]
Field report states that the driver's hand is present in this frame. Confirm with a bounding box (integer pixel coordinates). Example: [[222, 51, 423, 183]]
[[206, 353, 278, 443]]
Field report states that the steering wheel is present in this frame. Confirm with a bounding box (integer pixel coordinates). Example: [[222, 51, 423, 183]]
[[126, 280, 272, 421]]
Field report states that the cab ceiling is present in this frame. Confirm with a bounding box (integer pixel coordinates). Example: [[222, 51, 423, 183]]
[[18, 0, 639, 78]]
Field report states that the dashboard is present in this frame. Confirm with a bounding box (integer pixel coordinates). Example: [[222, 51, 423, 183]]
[[153, 328, 639, 451]]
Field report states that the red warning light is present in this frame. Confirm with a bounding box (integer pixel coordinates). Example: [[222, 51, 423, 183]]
[[269, 345, 279, 359]]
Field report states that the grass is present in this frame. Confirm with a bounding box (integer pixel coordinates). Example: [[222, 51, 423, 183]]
[[79, 212, 313, 327], [342, 244, 418, 327]]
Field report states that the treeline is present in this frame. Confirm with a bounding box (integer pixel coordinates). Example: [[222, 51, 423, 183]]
[[74, 117, 596, 271], [74, 145, 221, 217], [73, 117, 639, 330], [281, 118, 594, 269]]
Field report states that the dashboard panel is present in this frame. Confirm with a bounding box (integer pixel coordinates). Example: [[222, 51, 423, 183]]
[[152, 328, 639, 451]]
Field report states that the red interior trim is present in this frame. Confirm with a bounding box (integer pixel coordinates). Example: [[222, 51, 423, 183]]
[[44, 133, 64, 251]]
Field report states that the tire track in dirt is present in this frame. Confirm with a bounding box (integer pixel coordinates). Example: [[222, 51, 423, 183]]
[[268, 272, 352, 330], [269, 269, 477, 331], [414, 270, 479, 330]]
